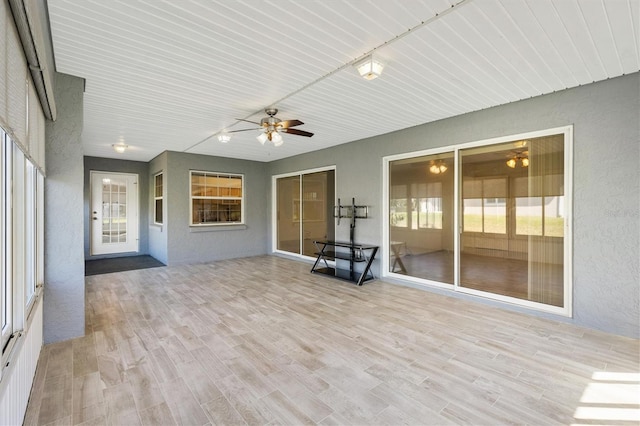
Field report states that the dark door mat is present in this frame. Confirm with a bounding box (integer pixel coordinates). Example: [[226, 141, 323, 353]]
[[85, 255, 165, 276]]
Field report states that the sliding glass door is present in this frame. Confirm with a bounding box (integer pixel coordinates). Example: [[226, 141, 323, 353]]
[[385, 127, 571, 314], [460, 134, 565, 307], [389, 152, 455, 284], [275, 168, 335, 257]]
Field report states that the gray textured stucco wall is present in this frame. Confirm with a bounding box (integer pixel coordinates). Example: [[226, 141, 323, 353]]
[[164, 151, 269, 265], [82, 156, 150, 259], [267, 73, 640, 338], [44, 73, 85, 343], [148, 152, 168, 264]]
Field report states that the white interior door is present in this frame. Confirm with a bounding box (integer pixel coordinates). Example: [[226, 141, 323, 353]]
[[90, 171, 139, 255]]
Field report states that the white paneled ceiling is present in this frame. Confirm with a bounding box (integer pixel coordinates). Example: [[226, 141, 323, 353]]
[[47, 0, 639, 162]]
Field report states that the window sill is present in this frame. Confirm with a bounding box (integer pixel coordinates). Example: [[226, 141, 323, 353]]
[[190, 224, 247, 233]]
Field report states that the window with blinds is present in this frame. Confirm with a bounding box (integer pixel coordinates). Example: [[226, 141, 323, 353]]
[[190, 171, 244, 225]]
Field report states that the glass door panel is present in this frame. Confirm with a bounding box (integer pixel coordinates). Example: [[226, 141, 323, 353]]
[[301, 171, 335, 257], [101, 179, 128, 244], [389, 152, 455, 283], [276, 175, 300, 254], [459, 135, 565, 307], [276, 169, 335, 257]]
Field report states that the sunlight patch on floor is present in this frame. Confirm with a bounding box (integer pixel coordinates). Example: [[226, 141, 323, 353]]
[[572, 371, 640, 424]]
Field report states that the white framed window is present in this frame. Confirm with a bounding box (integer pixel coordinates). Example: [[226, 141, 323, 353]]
[[153, 172, 163, 225], [12, 145, 27, 330], [36, 170, 44, 292], [1, 127, 44, 366], [1, 130, 12, 354], [190, 171, 244, 225], [24, 158, 36, 313]]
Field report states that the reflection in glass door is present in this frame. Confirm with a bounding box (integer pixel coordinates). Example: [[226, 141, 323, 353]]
[[275, 169, 335, 257]]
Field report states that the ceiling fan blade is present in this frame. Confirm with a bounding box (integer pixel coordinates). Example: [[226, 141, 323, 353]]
[[235, 118, 262, 125], [279, 119, 303, 128], [283, 128, 314, 137], [227, 127, 261, 133]]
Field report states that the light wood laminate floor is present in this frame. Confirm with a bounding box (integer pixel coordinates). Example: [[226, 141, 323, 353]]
[[25, 256, 639, 425]]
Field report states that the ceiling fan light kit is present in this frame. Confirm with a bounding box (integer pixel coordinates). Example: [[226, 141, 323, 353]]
[[271, 131, 283, 146], [230, 108, 314, 147], [256, 132, 268, 145], [214, 54, 384, 150], [507, 151, 529, 168], [354, 54, 385, 80], [429, 160, 447, 174]]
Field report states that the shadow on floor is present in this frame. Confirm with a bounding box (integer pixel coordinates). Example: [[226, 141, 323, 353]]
[[85, 255, 165, 276]]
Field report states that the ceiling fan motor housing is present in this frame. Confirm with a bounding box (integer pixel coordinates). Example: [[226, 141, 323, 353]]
[[261, 109, 282, 132]]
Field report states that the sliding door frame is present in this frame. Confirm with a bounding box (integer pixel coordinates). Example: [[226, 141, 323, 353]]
[[382, 125, 573, 317], [271, 165, 336, 260]]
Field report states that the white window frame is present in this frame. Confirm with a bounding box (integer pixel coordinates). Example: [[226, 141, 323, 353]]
[[382, 125, 573, 317], [36, 170, 44, 293], [1, 128, 44, 375], [1, 131, 12, 355], [24, 158, 37, 316], [153, 171, 163, 225], [12, 145, 26, 333], [189, 171, 244, 226]]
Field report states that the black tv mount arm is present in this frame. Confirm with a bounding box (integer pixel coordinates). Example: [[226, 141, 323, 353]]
[[334, 197, 368, 246]]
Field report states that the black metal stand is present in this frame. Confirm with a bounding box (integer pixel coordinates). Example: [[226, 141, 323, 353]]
[[311, 198, 377, 285], [311, 241, 378, 286]]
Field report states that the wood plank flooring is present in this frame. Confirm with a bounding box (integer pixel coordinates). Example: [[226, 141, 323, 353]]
[[24, 255, 639, 425]]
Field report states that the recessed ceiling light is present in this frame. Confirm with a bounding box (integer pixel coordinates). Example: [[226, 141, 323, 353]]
[[112, 143, 128, 153]]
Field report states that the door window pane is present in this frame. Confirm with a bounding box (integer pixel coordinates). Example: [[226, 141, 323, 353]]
[[276, 170, 335, 257], [277, 176, 300, 254], [516, 196, 543, 235], [389, 153, 454, 283], [460, 134, 565, 307], [301, 171, 335, 257], [100, 177, 128, 244]]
